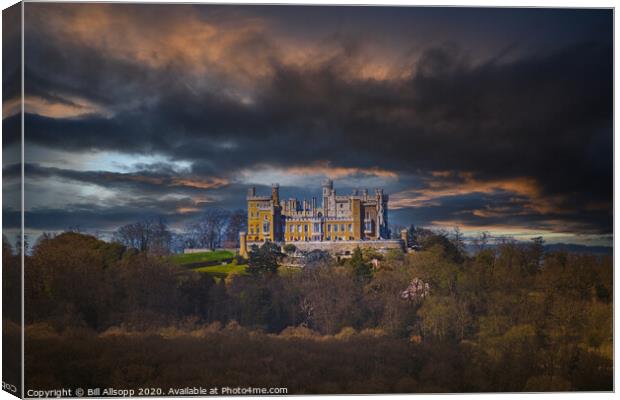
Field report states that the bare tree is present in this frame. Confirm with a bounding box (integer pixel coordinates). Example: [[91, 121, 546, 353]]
[[187, 208, 230, 250], [225, 209, 247, 246], [472, 231, 490, 252], [150, 217, 173, 256], [114, 217, 172, 255], [451, 226, 465, 255]]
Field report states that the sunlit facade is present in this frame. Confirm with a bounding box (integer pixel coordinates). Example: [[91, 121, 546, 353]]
[[246, 180, 389, 243]]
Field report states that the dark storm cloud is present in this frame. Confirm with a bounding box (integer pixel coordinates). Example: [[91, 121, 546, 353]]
[[3, 163, 228, 196], [14, 4, 613, 237], [6, 201, 199, 231], [2, 3, 21, 104], [393, 190, 611, 236], [23, 40, 613, 200]]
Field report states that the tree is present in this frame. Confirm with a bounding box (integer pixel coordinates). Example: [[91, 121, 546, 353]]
[[410, 225, 435, 249], [113, 217, 171, 255], [150, 217, 173, 256], [302, 249, 331, 268], [525, 236, 545, 274], [188, 208, 229, 250], [472, 231, 490, 252], [349, 247, 372, 281], [15, 233, 30, 255], [283, 243, 297, 255], [415, 231, 463, 264], [224, 209, 247, 246], [297, 265, 361, 334], [451, 226, 466, 255], [27, 232, 125, 328], [247, 242, 282, 275]]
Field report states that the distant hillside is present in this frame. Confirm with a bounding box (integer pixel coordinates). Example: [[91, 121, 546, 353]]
[[543, 243, 612, 255], [464, 242, 612, 256]]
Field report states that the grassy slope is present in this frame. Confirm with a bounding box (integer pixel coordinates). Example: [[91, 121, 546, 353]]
[[193, 263, 248, 276], [170, 250, 301, 278], [169, 250, 234, 265]]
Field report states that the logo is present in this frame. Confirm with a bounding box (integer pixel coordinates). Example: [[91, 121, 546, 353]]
[[2, 381, 17, 393]]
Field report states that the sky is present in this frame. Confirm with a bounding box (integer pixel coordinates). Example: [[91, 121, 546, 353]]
[[2, 4, 613, 246]]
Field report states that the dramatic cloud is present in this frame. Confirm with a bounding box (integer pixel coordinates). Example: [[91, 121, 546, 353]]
[[3, 4, 612, 245]]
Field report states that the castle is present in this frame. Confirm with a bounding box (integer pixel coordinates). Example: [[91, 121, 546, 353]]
[[240, 180, 404, 256]]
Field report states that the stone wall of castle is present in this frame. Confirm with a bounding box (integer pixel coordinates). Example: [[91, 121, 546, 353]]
[[286, 239, 404, 255]]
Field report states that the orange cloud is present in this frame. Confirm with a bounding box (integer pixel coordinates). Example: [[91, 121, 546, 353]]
[[176, 195, 214, 214], [176, 207, 201, 214], [241, 161, 398, 181], [98, 171, 228, 190], [171, 177, 229, 190], [286, 162, 398, 179], [28, 4, 275, 87], [23, 95, 108, 119], [391, 171, 545, 210], [3, 96, 21, 118], [28, 3, 413, 94], [390, 170, 579, 218], [429, 218, 605, 237], [428, 219, 569, 238]]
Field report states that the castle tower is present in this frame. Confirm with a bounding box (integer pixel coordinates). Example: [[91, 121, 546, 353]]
[[322, 179, 333, 197], [271, 183, 280, 204], [239, 231, 248, 258], [400, 229, 409, 250], [376, 188, 387, 238], [322, 179, 333, 216]]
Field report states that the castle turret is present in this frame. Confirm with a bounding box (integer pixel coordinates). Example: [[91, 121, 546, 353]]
[[239, 231, 248, 258], [401, 229, 409, 251], [271, 183, 280, 204], [322, 179, 335, 216], [322, 179, 333, 196]]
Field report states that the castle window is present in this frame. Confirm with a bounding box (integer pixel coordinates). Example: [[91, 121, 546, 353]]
[[297, 224, 301, 233], [327, 224, 331, 232], [263, 221, 270, 234], [334, 224, 338, 232], [304, 224, 308, 232], [290, 225, 294, 233], [250, 227, 254, 234], [340, 224, 345, 232], [349, 224, 353, 232]]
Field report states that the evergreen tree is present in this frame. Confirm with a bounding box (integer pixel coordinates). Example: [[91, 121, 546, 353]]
[[349, 247, 372, 281], [247, 242, 281, 276]]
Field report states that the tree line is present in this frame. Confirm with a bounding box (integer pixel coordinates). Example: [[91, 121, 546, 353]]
[[3, 226, 612, 393], [111, 208, 246, 255]]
